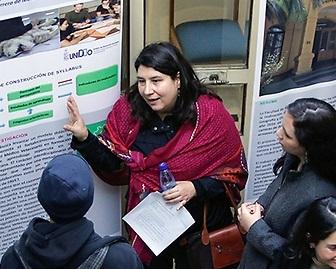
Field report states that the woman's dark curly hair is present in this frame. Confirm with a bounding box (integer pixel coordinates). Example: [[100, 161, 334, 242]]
[[273, 98, 336, 181], [283, 197, 336, 268], [125, 42, 220, 127]]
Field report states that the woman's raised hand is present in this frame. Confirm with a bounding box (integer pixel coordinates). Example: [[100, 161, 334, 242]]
[[63, 96, 88, 141]]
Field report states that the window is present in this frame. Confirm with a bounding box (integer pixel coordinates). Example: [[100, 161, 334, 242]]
[[263, 26, 285, 65]]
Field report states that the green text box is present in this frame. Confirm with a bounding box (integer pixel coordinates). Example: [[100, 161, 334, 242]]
[[9, 110, 53, 127], [76, 65, 118, 96], [8, 95, 53, 112], [7, 84, 52, 101], [87, 120, 106, 136]]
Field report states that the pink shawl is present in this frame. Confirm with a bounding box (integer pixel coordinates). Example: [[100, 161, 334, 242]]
[[101, 94, 248, 264]]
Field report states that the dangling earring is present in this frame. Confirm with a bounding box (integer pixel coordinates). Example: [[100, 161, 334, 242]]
[[304, 151, 309, 163], [306, 233, 314, 248], [306, 232, 311, 240], [176, 72, 181, 97]]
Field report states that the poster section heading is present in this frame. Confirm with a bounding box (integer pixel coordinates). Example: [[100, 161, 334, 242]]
[[0, 64, 118, 132]]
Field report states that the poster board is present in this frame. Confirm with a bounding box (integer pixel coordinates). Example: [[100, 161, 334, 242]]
[[0, 0, 123, 256], [245, 0, 336, 201]]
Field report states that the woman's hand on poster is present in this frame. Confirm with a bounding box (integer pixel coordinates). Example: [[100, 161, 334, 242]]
[[237, 202, 263, 233], [63, 95, 88, 141], [162, 181, 196, 209]]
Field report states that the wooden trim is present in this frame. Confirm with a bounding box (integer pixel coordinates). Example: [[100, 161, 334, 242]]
[[170, 26, 182, 51], [233, 0, 239, 21], [169, 0, 175, 41]]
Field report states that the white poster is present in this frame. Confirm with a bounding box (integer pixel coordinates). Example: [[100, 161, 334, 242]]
[[0, 0, 93, 20], [246, 82, 336, 201], [245, 1, 336, 201], [0, 0, 123, 256]]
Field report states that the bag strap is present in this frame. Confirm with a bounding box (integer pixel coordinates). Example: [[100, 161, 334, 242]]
[[77, 245, 109, 269], [201, 182, 239, 245], [77, 236, 128, 269], [14, 241, 32, 269], [223, 182, 239, 215]]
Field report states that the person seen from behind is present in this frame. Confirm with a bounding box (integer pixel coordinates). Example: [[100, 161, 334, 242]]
[[0, 153, 143, 269]]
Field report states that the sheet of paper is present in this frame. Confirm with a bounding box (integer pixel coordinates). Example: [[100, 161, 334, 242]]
[[123, 191, 195, 256]]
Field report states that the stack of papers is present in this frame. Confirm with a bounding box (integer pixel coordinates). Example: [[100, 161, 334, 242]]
[[123, 192, 195, 255]]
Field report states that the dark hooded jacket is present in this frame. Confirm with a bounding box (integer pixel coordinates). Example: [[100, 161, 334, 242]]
[[1, 217, 143, 269]]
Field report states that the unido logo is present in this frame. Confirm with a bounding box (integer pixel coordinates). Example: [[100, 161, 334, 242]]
[[64, 48, 93, 61], [64, 49, 69, 61]]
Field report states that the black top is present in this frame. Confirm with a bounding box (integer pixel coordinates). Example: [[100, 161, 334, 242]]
[[71, 115, 233, 234], [0, 17, 32, 42], [96, 5, 113, 15], [60, 24, 75, 41]]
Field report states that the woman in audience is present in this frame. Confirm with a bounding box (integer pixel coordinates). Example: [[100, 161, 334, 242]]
[[237, 98, 336, 269], [282, 196, 336, 269]]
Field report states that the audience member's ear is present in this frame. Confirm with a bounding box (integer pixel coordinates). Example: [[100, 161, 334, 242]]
[[306, 233, 315, 248]]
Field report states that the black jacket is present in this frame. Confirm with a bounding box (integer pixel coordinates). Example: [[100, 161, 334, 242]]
[[0, 17, 32, 42], [0, 217, 143, 269], [238, 154, 336, 269]]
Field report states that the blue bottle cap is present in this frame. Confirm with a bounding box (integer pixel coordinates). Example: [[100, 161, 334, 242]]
[[159, 162, 168, 171]]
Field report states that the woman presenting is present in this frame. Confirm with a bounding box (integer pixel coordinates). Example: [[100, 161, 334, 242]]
[[64, 42, 248, 269]]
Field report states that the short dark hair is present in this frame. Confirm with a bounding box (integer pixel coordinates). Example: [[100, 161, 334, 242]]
[[274, 98, 336, 180], [59, 17, 66, 26], [284, 197, 336, 266], [125, 42, 219, 127], [306, 197, 336, 243]]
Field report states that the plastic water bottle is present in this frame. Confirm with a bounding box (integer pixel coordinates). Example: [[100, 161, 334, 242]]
[[159, 162, 176, 191]]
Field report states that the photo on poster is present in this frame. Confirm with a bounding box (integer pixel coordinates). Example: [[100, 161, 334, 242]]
[[0, 0, 94, 21], [59, 0, 121, 48], [260, 0, 336, 96], [0, 9, 59, 61], [245, 1, 336, 202]]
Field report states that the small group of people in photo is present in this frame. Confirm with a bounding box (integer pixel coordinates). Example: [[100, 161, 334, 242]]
[[0, 1, 121, 60], [60, 1, 121, 47], [1, 41, 336, 269]]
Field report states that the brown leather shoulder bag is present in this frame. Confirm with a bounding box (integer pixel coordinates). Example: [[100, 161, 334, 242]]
[[200, 183, 245, 269]]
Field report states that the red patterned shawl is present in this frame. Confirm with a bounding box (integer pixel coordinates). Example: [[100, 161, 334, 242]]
[[101, 94, 248, 264]]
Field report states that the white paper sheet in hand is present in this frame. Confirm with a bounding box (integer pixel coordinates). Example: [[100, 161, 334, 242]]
[[122, 191, 195, 256]]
